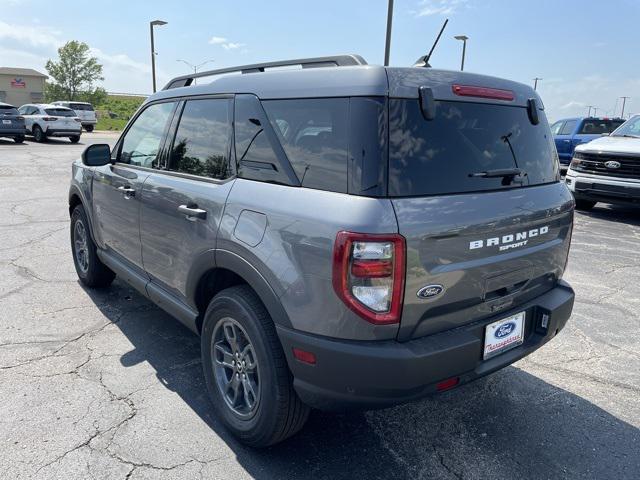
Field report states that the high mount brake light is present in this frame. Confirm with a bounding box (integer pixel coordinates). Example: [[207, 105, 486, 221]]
[[332, 232, 406, 325], [452, 84, 515, 101]]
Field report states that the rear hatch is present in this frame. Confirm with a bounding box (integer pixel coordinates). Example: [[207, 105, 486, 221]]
[[0, 105, 25, 131], [386, 70, 574, 341], [70, 103, 96, 122], [44, 108, 81, 130]]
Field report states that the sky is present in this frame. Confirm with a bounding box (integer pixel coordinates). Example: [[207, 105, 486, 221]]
[[1, 0, 638, 120]]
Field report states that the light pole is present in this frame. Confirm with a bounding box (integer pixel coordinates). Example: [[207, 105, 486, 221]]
[[384, 0, 394, 66], [533, 77, 542, 91], [176, 59, 215, 85], [150, 20, 168, 93], [586, 105, 594, 116], [454, 35, 468, 71], [620, 96, 631, 118]]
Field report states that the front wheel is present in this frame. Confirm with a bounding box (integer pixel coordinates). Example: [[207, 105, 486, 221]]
[[201, 285, 309, 447], [70, 204, 115, 288], [69, 135, 81, 143]]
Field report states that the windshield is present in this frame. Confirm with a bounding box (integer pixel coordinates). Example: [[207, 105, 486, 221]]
[[388, 99, 559, 196], [611, 116, 640, 138], [0, 106, 19, 115], [45, 108, 76, 117]]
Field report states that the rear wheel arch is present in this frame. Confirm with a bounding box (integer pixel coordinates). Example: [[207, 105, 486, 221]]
[[193, 251, 293, 334]]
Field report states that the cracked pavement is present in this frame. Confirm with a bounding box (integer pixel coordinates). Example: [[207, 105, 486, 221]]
[[0, 134, 639, 479]]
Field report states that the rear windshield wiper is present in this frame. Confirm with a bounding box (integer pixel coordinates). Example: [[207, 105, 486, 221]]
[[469, 168, 527, 185], [469, 168, 525, 178]]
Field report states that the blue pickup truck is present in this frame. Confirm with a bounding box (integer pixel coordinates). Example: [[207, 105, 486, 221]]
[[551, 117, 625, 169]]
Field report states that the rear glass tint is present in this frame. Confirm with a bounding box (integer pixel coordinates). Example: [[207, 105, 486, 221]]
[[45, 108, 76, 117], [263, 98, 349, 193], [578, 119, 624, 134], [70, 103, 94, 111], [0, 106, 19, 115], [388, 99, 558, 196]]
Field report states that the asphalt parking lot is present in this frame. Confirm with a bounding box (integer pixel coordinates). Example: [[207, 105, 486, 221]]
[[0, 134, 639, 480]]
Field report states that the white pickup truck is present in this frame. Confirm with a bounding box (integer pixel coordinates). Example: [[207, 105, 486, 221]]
[[566, 114, 640, 210]]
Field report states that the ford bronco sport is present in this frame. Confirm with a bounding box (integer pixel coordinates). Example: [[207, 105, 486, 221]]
[[69, 55, 575, 447]]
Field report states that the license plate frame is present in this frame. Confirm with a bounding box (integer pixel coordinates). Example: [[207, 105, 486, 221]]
[[2, 120, 11, 125], [483, 311, 525, 360]]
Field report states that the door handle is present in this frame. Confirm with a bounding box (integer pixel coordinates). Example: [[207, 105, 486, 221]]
[[117, 186, 136, 197], [178, 204, 207, 220]]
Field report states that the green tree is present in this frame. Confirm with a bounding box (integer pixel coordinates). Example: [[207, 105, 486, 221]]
[[45, 41, 104, 100]]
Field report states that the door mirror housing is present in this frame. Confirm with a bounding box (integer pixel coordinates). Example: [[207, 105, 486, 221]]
[[82, 144, 112, 166]]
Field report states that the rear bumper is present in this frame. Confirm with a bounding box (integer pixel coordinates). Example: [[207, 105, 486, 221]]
[[0, 128, 26, 137], [45, 128, 82, 137], [80, 120, 97, 126], [277, 280, 574, 411], [566, 169, 640, 204]]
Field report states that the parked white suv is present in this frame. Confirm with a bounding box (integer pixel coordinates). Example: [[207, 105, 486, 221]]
[[18, 104, 82, 143], [566, 114, 640, 210], [52, 101, 97, 132]]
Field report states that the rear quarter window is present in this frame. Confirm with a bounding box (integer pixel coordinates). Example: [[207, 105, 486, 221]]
[[263, 98, 349, 193], [388, 99, 559, 196]]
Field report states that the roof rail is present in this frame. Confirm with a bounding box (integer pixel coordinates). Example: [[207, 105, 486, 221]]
[[162, 54, 368, 90]]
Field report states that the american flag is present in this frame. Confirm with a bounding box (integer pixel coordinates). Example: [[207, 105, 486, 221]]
[[11, 78, 26, 88]]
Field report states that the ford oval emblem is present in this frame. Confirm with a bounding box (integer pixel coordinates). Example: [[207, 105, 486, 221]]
[[494, 321, 516, 339], [604, 160, 621, 169], [417, 284, 444, 299]]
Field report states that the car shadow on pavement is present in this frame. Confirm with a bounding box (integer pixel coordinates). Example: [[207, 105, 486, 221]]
[[84, 280, 640, 480], [577, 203, 640, 225]]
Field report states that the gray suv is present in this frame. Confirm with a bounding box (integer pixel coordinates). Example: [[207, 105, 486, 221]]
[[68, 55, 575, 447]]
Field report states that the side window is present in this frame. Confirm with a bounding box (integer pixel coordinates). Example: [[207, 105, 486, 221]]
[[18, 106, 28, 115], [120, 102, 175, 168], [559, 120, 577, 135], [168, 98, 231, 179], [550, 121, 564, 135], [234, 94, 297, 186], [262, 98, 349, 193]]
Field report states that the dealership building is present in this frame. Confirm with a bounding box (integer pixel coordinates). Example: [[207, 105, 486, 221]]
[[0, 67, 47, 106]]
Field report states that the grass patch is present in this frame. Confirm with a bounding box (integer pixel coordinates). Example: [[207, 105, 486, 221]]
[[95, 94, 146, 131]]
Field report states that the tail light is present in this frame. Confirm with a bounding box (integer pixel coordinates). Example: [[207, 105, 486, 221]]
[[452, 84, 515, 101], [17, 116, 24, 121], [332, 232, 405, 325], [74, 118, 82, 122], [43, 117, 57, 121]]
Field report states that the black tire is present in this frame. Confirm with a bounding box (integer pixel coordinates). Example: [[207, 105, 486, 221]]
[[69, 135, 81, 143], [85, 125, 94, 132], [201, 285, 309, 447], [33, 125, 46, 143], [70, 204, 115, 288], [13, 135, 25, 144], [575, 199, 596, 211]]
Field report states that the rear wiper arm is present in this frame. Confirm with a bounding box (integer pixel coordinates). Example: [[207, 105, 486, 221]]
[[469, 168, 525, 178]]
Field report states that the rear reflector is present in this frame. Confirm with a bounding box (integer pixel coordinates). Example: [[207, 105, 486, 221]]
[[452, 84, 515, 101], [436, 377, 460, 392], [292, 348, 316, 365]]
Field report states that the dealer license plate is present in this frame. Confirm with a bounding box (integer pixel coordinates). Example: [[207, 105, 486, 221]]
[[483, 312, 525, 360]]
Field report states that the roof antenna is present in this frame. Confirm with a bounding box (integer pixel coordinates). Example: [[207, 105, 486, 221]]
[[413, 18, 449, 67]]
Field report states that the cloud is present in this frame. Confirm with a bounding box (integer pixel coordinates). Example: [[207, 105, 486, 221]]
[[0, 20, 62, 49], [209, 35, 246, 51], [413, 0, 469, 17]]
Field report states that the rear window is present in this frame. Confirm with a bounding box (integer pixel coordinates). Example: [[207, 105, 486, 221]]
[[263, 98, 349, 193], [0, 106, 19, 115], [45, 108, 75, 117], [70, 103, 94, 111], [578, 119, 624, 134], [388, 99, 558, 196]]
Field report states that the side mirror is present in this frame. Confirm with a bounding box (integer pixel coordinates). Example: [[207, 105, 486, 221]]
[[82, 144, 111, 166], [527, 98, 540, 125]]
